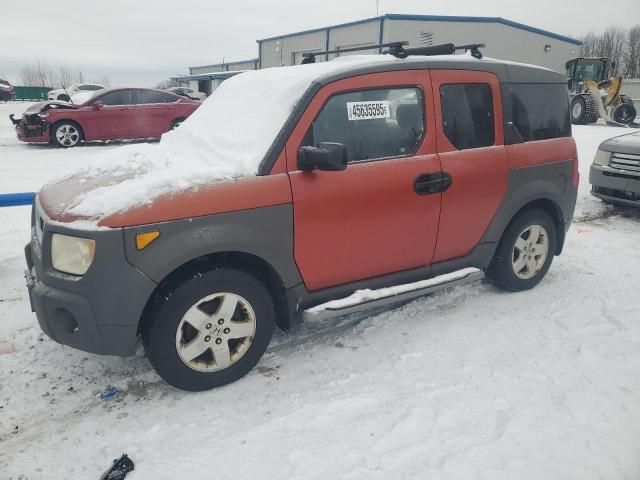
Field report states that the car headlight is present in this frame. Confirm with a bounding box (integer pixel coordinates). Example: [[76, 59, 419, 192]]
[[51, 233, 96, 275], [593, 149, 611, 166]]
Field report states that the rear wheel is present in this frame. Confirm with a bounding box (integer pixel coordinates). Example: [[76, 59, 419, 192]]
[[142, 268, 275, 391], [570, 94, 598, 125], [51, 121, 83, 148], [170, 118, 185, 130], [487, 209, 557, 292], [619, 95, 634, 105]]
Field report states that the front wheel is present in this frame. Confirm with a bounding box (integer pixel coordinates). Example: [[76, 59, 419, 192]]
[[487, 209, 557, 292], [142, 268, 275, 391], [170, 118, 185, 130], [612, 102, 636, 125], [51, 121, 83, 148]]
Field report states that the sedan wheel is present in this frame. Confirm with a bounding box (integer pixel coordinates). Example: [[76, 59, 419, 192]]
[[54, 123, 81, 147]]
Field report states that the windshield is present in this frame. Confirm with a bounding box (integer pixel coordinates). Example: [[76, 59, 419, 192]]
[[573, 59, 606, 82]]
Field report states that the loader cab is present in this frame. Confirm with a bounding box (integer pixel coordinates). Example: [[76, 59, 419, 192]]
[[566, 57, 608, 93]]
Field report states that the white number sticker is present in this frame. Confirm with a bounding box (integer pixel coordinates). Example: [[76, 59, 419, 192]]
[[346, 101, 391, 121]]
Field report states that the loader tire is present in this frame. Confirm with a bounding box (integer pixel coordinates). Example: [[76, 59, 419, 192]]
[[619, 95, 633, 105], [612, 103, 636, 125], [570, 94, 598, 125]]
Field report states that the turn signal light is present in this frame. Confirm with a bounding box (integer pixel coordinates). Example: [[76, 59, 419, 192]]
[[136, 231, 160, 250]]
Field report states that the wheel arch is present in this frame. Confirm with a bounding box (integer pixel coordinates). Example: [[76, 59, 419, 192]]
[[504, 198, 566, 255], [139, 250, 292, 334]]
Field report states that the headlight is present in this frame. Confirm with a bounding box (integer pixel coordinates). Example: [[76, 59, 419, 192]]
[[593, 149, 611, 166], [51, 234, 96, 275]]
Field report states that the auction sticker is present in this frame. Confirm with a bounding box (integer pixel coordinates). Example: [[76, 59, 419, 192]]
[[347, 101, 391, 121]]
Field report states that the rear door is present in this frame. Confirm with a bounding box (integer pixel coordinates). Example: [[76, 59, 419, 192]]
[[85, 89, 135, 140], [287, 70, 443, 291], [429, 70, 508, 262]]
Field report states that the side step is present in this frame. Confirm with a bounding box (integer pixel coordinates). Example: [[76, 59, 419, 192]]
[[304, 267, 484, 321]]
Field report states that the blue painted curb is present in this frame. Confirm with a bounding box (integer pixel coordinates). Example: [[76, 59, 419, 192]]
[[0, 192, 35, 207]]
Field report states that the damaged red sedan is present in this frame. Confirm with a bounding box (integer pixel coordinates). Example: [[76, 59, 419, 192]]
[[10, 87, 200, 147]]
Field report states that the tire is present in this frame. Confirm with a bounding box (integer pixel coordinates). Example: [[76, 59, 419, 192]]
[[487, 209, 557, 292], [619, 95, 633, 105], [57, 94, 70, 102], [142, 268, 275, 391], [612, 102, 636, 125], [50, 121, 83, 148], [570, 94, 598, 125], [170, 118, 185, 130]]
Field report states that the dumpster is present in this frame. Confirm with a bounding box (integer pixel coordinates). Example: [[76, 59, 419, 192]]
[[13, 86, 52, 101]]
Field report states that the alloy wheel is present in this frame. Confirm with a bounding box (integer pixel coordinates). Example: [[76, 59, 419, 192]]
[[55, 124, 80, 147], [512, 224, 549, 280], [175, 292, 257, 372]]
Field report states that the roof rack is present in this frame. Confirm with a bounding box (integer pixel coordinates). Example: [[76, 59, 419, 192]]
[[300, 41, 486, 64]]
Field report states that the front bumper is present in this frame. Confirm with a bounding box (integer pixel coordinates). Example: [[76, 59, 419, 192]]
[[25, 210, 158, 356], [589, 163, 640, 207], [12, 115, 50, 143]]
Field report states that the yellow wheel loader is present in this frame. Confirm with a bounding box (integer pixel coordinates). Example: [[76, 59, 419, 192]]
[[566, 57, 637, 126]]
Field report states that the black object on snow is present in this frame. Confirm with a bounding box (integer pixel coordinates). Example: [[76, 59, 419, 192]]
[[99, 454, 134, 480]]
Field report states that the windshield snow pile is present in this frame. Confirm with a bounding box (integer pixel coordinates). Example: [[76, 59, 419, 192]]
[[53, 55, 401, 222]]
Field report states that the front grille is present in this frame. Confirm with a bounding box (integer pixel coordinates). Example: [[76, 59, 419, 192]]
[[610, 152, 640, 173], [34, 199, 48, 243]]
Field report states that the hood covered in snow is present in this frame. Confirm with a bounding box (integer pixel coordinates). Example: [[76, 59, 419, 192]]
[[24, 101, 79, 115], [40, 55, 404, 227]]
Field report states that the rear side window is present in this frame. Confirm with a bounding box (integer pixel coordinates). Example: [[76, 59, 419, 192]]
[[440, 84, 494, 150], [302, 87, 425, 162], [99, 90, 132, 106], [510, 84, 571, 141]]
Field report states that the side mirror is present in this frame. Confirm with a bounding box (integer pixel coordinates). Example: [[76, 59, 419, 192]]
[[92, 101, 103, 110], [297, 142, 348, 172]]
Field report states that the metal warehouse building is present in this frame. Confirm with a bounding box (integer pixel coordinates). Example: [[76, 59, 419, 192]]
[[177, 14, 582, 96], [258, 14, 582, 72]]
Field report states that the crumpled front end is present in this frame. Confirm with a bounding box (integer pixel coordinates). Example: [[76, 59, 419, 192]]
[[11, 111, 50, 143]]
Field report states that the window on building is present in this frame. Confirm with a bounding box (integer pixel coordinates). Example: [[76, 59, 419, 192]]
[[440, 83, 494, 150], [509, 84, 571, 142], [302, 87, 425, 162], [98, 90, 132, 106]]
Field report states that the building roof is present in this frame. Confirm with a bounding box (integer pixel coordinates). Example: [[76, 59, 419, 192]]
[[256, 13, 582, 46], [171, 71, 245, 83], [188, 58, 258, 71]]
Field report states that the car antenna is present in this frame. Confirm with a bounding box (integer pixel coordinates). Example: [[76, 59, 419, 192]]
[[61, 81, 73, 104], [300, 41, 486, 64]]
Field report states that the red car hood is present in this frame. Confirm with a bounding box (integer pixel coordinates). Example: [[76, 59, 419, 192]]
[[25, 101, 80, 114]]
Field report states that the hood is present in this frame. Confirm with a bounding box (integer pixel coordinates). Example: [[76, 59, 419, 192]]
[[599, 131, 640, 156], [38, 164, 291, 229], [24, 101, 79, 114]]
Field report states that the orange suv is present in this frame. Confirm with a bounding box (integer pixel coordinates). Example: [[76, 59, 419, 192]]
[[25, 43, 578, 390]]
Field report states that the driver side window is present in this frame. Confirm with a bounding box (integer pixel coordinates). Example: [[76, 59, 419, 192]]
[[302, 87, 425, 163], [99, 90, 132, 106]]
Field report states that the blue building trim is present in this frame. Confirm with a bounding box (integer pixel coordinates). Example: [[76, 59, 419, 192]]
[[0, 192, 35, 208], [257, 14, 582, 46]]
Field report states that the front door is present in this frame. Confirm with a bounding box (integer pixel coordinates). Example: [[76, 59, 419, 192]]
[[84, 89, 136, 140], [287, 70, 443, 291], [429, 70, 508, 262]]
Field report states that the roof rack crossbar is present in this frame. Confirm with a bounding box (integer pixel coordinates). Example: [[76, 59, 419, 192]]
[[385, 42, 486, 59], [301, 42, 408, 64]]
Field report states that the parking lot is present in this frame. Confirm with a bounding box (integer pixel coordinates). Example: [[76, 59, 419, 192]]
[[0, 101, 639, 479]]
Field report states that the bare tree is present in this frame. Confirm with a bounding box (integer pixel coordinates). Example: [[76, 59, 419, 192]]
[[20, 60, 55, 87], [95, 74, 111, 87], [155, 78, 179, 89], [580, 32, 599, 57], [624, 25, 640, 78], [597, 27, 627, 73], [57, 65, 75, 88]]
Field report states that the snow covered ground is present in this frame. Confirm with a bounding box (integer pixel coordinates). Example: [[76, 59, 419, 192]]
[[1, 102, 639, 480]]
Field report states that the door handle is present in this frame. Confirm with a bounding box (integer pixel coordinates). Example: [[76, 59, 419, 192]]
[[414, 172, 452, 195]]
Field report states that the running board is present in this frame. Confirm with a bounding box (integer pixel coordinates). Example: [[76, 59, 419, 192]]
[[303, 267, 484, 321]]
